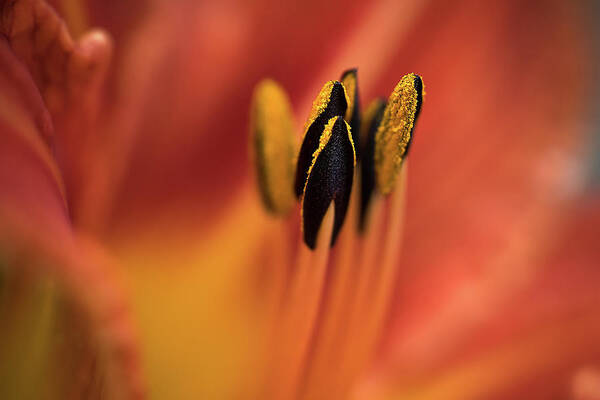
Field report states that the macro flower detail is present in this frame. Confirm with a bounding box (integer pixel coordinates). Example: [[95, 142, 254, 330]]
[[341, 68, 361, 155], [253, 71, 423, 249], [301, 115, 355, 248], [294, 80, 348, 198], [250, 79, 296, 215], [1, 1, 598, 399], [246, 69, 424, 398], [359, 97, 386, 230], [374, 73, 423, 194]]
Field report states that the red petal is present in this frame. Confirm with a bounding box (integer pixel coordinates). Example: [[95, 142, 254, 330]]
[[360, 199, 600, 399], [0, 11, 144, 396], [1, 0, 112, 225], [382, 0, 593, 359], [81, 1, 378, 236]]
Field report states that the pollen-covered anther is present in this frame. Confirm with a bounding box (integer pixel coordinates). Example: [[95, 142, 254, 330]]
[[301, 116, 355, 249], [374, 73, 424, 194], [294, 80, 349, 197], [359, 97, 386, 230], [340, 68, 361, 155], [250, 79, 297, 215]]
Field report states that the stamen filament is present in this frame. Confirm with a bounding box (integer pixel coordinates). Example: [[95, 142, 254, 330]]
[[298, 176, 361, 399], [262, 217, 295, 328], [268, 205, 334, 399], [252, 215, 294, 399], [249, 70, 423, 399], [336, 162, 409, 397]]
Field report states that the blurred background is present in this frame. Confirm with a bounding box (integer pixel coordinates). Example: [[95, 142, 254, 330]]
[[1, 0, 599, 399]]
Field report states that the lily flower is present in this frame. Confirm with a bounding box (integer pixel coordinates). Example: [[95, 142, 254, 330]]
[[0, 1, 598, 399]]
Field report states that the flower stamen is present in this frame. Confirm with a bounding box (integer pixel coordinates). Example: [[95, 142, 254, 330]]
[[341, 68, 361, 155], [250, 79, 297, 215], [294, 80, 349, 198], [249, 69, 424, 400], [374, 73, 423, 194], [359, 97, 386, 230], [268, 204, 335, 399], [339, 162, 409, 394], [301, 116, 355, 249]]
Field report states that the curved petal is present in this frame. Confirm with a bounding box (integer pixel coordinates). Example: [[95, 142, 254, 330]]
[[378, 0, 594, 364], [339, 0, 600, 396], [0, 31, 143, 398], [357, 198, 600, 400], [1, 0, 112, 225]]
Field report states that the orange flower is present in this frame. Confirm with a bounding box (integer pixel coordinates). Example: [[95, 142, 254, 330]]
[[0, 1, 598, 399]]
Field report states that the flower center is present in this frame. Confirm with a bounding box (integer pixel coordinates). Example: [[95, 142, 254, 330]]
[[248, 68, 424, 399]]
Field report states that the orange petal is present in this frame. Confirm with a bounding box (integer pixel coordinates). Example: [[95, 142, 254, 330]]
[[1, 0, 113, 225], [358, 199, 600, 400], [0, 29, 144, 397], [378, 0, 594, 366], [82, 1, 388, 238]]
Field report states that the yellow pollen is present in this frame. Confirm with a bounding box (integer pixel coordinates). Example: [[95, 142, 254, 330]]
[[341, 72, 357, 122], [302, 117, 336, 200], [250, 79, 296, 215], [347, 119, 356, 167], [300, 117, 354, 231], [306, 118, 356, 182], [360, 97, 386, 144], [303, 81, 334, 136], [374, 73, 422, 194], [302, 81, 351, 139]]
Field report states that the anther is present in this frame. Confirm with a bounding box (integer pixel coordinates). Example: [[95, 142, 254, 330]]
[[374, 73, 424, 194], [359, 98, 386, 231], [301, 116, 356, 249], [340, 68, 361, 158], [250, 79, 297, 215], [294, 80, 349, 198]]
